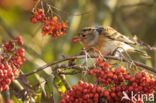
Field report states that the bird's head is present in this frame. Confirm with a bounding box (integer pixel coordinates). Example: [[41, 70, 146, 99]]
[[77, 26, 103, 47]]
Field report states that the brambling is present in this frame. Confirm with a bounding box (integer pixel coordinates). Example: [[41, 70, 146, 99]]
[[76, 26, 148, 56]]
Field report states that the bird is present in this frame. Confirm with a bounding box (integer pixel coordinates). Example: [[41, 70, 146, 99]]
[[76, 26, 149, 57]]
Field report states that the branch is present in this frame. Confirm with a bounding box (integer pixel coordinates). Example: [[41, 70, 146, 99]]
[[23, 54, 156, 77], [24, 60, 84, 77], [119, 2, 153, 9]]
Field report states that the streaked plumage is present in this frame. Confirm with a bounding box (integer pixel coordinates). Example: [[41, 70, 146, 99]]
[[77, 26, 146, 56]]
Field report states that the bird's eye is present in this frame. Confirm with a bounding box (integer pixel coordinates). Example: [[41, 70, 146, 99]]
[[82, 34, 86, 38]]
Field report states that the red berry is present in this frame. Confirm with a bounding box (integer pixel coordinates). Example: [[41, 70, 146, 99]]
[[103, 90, 109, 97], [94, 93, 99, 98], [36, 15, 42, 20], [96, 87, 102, 93], [16, 36, 23, 45], [132, 82, 138, 87], [97, 57, 103, 64], [88, 70, 94, 75], [110, 92, 116, 97], [128, 86, 133, 91], [135, 74, 141, 79], [30, 17, 37, 23], [107, 72, 113, 77], [72, 38, 78, 43], [110, 87, 116, 92], [103, 62, 109, 68], [142, 72, 146, 77], [78, 80, 84, 86], [7, 100, 14, 103], [60, 99, 66, 103]]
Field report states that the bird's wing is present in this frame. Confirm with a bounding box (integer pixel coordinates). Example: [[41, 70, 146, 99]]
[[97, 26, 136, 45], [97, 26, 151, 58]]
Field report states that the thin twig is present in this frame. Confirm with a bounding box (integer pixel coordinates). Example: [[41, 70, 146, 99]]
[[59, 71, 81, 75], [119, 2, 153, 9], [32, 0, 40, 12], [47, 4, 91, 16], [24, 62, 84, 77]]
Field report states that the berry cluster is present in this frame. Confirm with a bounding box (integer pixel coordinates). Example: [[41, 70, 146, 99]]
[[0, 36, 25, 92], [88, 57, 156, 103], [88, 57, 129, 86], [42, 16, 67, 38], [30, 9, 46, 23], [60, 57, 156, 103], [60, 80, 107, 103], [30, 9, 68, 38]]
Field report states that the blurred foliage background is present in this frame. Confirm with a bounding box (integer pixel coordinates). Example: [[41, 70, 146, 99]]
[[0, 0, 156, 103]]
